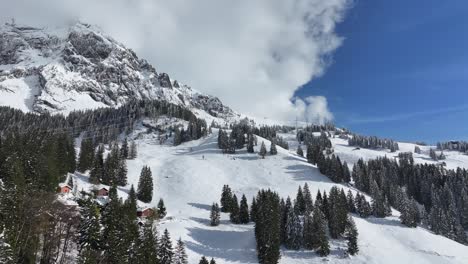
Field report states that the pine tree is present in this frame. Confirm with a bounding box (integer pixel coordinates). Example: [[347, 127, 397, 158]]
[[303, 211, 314, 250], [303, 183, 314, 214], [89, 145, 104, 184], [210, 203, 221, 226], [129, 140, 138, 159], [259, 142, 267, 159], [77, 198, 102, 263], [101, 185, 128, 263], [280, 197, 292, 244], [136, 220, 159, 264], [230, 194, 240, 224], [116, 158, 127, 186], [220, 185, 233, 212], [199, 256, 209, 264], [247, 133, 255, 153], [254, 189, 281, 264], [159, 229, 174, 264], [429, 148, 438, 161], [124, 185, 138, 221], [294, 186, 306, 215], [239, 194, 250, 224], [121, 138, 129, 159], [296, 145, 304, 157], [285, 208, 302, 249], [347, 190, 356, 213], [137, 166, 153, 203], [210, 258, 216, 264], [345, 216, 359, 255], [342, 161, 351, 183], [270, 141, 278, 155], [158, 198, 167, 218], [313, 207, 330, 256], [173, 238, 188, 264], [77, 138, 94, 173], [250, 197, 258, 222], [414, 145, 421, 154]]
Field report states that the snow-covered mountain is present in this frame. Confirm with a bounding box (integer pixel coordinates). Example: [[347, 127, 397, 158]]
[[0, 22, 238, 122], [68, 126, 468, 264], [2, 22, 468, 264]]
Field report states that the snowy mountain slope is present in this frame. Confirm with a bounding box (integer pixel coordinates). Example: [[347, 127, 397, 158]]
[[71, 129, 468, 264], [0, 22, 239, 122], [279, 132, 468, 171], [330, 137, 468, 171]]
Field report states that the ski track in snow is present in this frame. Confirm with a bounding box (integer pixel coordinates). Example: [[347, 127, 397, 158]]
[[72, 131, 468, 264]]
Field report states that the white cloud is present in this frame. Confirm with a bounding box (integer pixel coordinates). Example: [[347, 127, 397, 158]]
[[1, 0, 349, 123]]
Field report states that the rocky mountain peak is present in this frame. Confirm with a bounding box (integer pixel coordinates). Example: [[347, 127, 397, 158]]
[[0, 22, 238, 122]]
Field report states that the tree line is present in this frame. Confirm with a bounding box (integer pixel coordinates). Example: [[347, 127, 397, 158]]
[[348, 134, 399, 152]]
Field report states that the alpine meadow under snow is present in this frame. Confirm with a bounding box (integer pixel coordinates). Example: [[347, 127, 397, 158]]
[[0, 21, 467, 264]]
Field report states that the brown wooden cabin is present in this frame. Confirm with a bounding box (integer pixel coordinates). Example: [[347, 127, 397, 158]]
[[137, 207, 156, 218]]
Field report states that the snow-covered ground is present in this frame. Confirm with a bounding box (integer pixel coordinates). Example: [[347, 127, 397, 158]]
[[71, 130, 468, 264]]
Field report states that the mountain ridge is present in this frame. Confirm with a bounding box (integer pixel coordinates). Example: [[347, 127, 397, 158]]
[[0, 22, 239, 123]]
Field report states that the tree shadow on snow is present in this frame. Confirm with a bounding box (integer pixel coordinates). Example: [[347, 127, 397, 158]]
[[363, 216, 402, 227], [284, 164, 332, 183], [188, 203, 212, 211], [186, 227, 257, 263], [189, 217, 231, 226]]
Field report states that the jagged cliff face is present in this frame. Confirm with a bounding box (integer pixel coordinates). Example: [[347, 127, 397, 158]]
[[0, 23, 238, 121]]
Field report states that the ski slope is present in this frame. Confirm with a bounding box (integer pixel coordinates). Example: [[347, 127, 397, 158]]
[[71, 130, 468, 264]]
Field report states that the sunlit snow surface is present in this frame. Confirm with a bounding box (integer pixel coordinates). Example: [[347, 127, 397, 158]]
[[72, 130, 468, 264]]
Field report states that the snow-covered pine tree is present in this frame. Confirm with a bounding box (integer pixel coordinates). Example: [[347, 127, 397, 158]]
[[136, 220, 159, 263], [347, 190, 356, 213], [89, 144, 104, 184], [303, 183, 314, 214], [400, 193, 412, 227], [210, 203, 221, 226], [239, 194, 250, 224], [124, 185, 138, 221], [199, 256, 209, 264], [294, 186, 306, 215], [247, 133, 255, 153], [101, 185, 129, 263], [254, 189, 281, 264], [121, 138, 129, 159], [137, 166, 153, 203], [77, 138, 95, 173], [116, 158, 127, 186], [220, 185, 233, 212], [159, 229, 174, 264], [259, 141, 267, 159], [285, 208, 302, 250], [296, 144, 304, 157], [250, 197, 258, 222], [78, 198, 102, 262], [173, 238, 188, 264], [414, 145, 421, 154], [129, 140, 138, 159], [429, 148, 438, 161], [158, 198, 167, 218], [230, 194, 240, 224], [313, 207, 330, 256], [270, 140, 278, 155], [345, 216, 359, 255]]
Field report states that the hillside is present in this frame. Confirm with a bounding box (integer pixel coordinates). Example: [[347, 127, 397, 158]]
[[68, 127, 468, 264]]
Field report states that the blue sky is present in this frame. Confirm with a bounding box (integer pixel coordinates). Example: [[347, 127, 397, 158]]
[[296, 0, 468, 143]]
